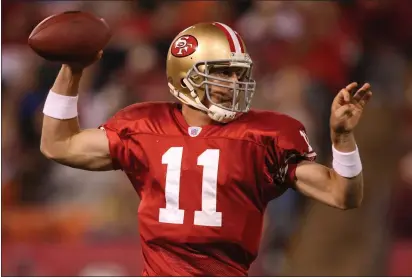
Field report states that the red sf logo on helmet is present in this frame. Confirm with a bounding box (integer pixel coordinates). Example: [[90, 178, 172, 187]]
[[171, 35, 198, 57]]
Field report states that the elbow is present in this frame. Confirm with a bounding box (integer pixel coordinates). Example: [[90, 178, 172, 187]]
[[333, 187, 363, 210], [40, 142, 55, 160], [40, 140, 63, 161], [336, 197, 363, 210]]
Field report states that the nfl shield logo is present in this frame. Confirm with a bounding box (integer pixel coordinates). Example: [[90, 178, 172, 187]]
[[188, 126, 202, 137]]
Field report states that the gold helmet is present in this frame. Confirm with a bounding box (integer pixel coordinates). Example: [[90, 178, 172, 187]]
[[166, 22, 256, 123]]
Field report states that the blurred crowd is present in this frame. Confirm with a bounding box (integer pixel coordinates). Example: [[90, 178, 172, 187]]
[[2, 0, 412, 276]]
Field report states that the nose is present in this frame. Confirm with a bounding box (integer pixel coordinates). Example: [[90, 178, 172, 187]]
[[228, 72, 238, 82]]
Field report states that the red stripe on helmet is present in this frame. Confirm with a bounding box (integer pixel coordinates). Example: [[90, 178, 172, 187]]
[[235, 32, 245, 53], [213, 22, 236, 53]]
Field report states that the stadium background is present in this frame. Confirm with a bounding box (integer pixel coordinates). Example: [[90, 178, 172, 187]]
[[2, 0, 411, 276]]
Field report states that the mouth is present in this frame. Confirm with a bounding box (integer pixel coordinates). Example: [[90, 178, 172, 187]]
[[219, 101, 233, 109], [210, 94, 233, 108], [210, 90, 233, 102]]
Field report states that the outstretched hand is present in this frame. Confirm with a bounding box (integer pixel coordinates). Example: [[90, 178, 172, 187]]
[[330, 82, 373, 135]]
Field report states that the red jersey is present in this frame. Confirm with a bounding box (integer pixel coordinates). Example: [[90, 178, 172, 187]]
[[101, 102, 316, 276]]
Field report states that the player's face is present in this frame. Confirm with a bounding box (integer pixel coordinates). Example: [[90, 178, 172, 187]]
[[206, 67, 246, 109]]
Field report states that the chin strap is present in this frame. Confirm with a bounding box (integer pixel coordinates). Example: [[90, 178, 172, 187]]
[[168, 80, 237, 123], [207, 105, 237, 123]]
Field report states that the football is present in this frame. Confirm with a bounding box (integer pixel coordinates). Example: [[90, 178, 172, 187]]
[[28, 11, 111, 62]]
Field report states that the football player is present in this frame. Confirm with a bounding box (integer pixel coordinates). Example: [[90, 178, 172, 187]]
[[40, 22, 372, 276]]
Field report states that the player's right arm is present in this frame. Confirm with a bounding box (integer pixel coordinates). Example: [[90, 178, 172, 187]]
[[40, 64, 113, 171]]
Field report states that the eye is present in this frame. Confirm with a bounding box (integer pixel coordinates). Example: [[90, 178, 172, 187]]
[[222, 70, 231, 76]]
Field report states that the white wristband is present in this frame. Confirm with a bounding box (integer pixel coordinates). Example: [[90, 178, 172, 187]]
[[43, 90, 79, 119], [332, 145, 362, 178]]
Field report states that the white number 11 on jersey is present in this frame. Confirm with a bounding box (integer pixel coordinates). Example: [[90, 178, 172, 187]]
[[159, 147, 222, 227]]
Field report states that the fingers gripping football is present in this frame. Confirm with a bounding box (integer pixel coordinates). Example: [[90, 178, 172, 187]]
[[67, 50, 103, 72], [330, 82, 373, 134]]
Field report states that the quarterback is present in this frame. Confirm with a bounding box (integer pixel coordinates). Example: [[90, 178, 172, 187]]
[[40, 22, 372, 276]]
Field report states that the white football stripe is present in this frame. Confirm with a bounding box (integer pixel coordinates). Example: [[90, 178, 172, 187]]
[[215, 22, 241, 54]]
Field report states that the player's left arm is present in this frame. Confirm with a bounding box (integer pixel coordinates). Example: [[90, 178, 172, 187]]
[[294, 82, 372, 210]]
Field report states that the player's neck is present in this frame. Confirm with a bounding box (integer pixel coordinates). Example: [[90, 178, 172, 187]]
[[181, 104, 214, 127]]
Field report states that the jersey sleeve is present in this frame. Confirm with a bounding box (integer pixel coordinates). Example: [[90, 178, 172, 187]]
[[265, 123, 316, 188], [99, 114, 135, 172]]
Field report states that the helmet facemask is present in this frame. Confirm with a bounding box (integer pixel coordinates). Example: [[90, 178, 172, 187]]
[[185, 59, 256, 114]]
